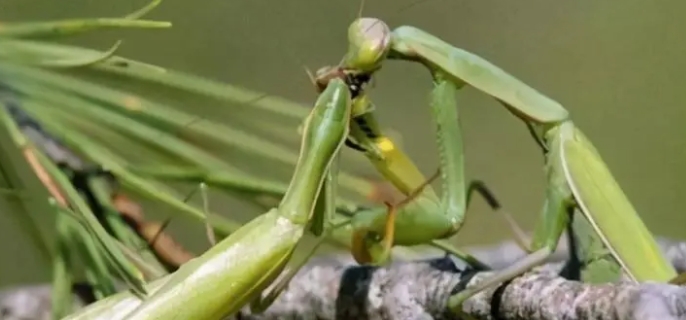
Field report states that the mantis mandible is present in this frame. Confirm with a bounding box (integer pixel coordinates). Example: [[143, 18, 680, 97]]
[[64, 78, 352, 320], [315, 16, 680, 313]]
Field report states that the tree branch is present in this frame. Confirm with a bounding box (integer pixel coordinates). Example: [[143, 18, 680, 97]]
[[2, 237, 686, 320]]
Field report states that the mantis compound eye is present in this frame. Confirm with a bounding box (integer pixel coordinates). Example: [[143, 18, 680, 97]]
[[345, 18, 391, 72]]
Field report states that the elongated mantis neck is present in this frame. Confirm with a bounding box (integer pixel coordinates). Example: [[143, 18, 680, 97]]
[[278, 80, 350, 225], [278, 139, 338, 225]]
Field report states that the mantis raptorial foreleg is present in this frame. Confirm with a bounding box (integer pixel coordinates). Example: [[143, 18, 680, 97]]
[[311, 57, 526, 267], [328, 17, 681, 314], [343, 76, 467, 260]]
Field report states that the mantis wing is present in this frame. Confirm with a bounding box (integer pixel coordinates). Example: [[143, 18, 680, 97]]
[[561, 128, 676, 282]]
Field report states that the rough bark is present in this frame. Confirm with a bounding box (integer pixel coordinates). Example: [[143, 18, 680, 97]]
[[3, 238, 686, 320]]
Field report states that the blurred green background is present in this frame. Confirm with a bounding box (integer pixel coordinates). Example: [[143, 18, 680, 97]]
[[1, 0, 685, 286]]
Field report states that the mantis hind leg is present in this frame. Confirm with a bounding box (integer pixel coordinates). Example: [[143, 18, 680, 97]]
[[467, 180, 530, 252], [181, 182, 217, 247], [448, 177, 573, 314], [449, 248, 554, 313]]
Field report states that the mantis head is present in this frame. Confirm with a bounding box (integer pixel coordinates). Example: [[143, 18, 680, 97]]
[[345, 18, 391, 73]]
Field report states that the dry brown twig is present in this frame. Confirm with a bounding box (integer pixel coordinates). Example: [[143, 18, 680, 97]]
[[112, 193, 195, 267]]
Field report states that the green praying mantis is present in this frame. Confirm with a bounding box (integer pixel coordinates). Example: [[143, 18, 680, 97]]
[[307, 16, 683, 313], [63, 78, 353, 319]]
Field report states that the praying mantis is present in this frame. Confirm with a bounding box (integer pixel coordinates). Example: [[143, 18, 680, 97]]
[[309, 16, 682, 314], [63, 78, 352, 319]]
